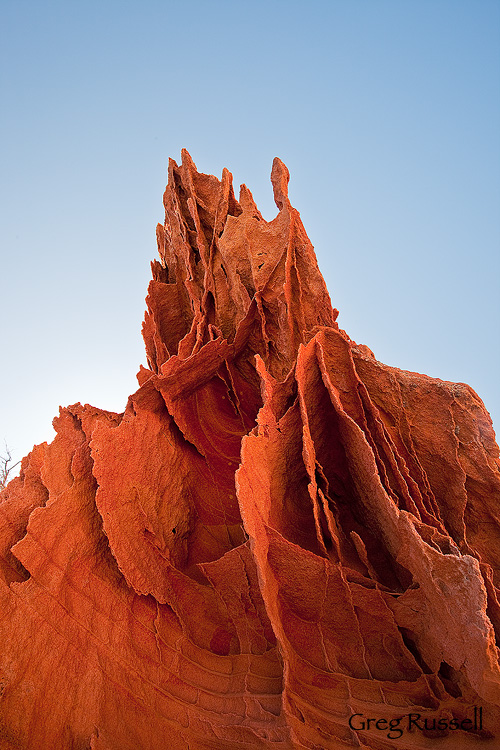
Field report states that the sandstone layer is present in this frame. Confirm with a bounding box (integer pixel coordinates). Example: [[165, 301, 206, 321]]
[[1, 150, 499, 749]]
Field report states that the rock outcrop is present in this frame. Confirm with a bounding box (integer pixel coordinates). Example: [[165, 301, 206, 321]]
[[1, 150, 499, 749]]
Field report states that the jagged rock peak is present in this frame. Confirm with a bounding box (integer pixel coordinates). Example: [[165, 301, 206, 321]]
[[143, 149, 336, 381]]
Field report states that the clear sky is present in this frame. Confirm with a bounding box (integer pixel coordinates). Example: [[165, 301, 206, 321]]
[[1, 0, 499, 469]]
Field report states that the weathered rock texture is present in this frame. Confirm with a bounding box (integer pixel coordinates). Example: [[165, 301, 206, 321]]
[[1, 151, 500, 749]]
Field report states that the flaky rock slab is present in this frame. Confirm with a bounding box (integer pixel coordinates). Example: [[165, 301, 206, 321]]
[[1, 151, 499, 749]]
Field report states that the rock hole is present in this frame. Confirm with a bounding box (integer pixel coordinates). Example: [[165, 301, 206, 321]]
[[438, 661, 462, 698]]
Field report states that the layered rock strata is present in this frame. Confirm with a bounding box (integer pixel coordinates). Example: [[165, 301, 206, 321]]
[[1, 150, 499, 749]]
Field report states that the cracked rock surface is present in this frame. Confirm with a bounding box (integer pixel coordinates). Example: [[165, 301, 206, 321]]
[[1, 151, 499, 749]]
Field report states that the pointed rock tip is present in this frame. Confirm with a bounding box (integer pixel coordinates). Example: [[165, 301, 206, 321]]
[[180, 148, 197, 171], [271, 158, 290, 210], [221, 166, 235, 190], [239, 184, 262, 217]]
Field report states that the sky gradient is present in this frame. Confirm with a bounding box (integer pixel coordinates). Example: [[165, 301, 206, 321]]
[[1, 0, 499, 469]]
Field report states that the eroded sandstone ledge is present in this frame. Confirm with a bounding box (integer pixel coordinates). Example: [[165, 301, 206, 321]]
[[1, 151, 499, 749]]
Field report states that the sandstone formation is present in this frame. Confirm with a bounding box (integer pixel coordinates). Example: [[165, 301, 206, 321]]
[[1, 150, 499, 749]]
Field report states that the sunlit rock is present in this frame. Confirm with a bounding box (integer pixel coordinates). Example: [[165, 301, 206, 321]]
[[1, 151, 499, 749]]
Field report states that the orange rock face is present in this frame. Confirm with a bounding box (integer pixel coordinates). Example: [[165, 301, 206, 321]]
[[1, 150, 499, 749]]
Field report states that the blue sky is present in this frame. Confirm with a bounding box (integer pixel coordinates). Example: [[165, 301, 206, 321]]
[[1, 0, 499, 467]]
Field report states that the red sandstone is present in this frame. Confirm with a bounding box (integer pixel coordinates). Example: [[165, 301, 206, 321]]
[[1, 150, 499, 749]]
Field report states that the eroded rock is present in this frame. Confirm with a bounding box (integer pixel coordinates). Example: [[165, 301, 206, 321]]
[[1, 151, 499, 749]]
